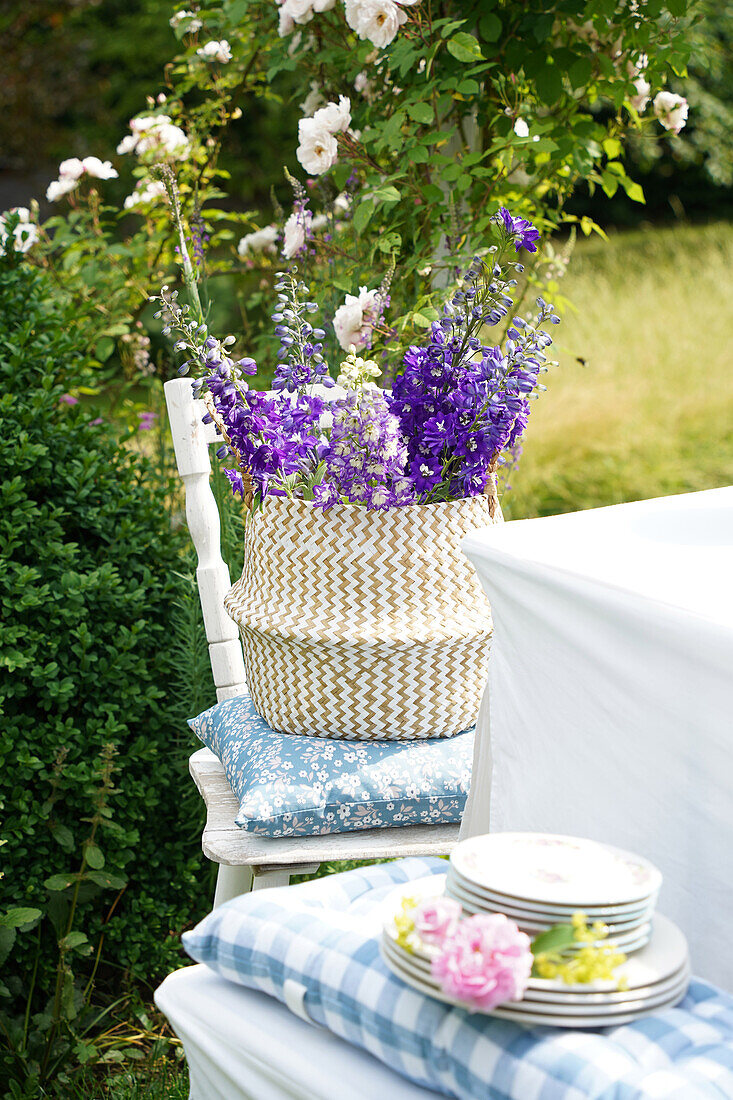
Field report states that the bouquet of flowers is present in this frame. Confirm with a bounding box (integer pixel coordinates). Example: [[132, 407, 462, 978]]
[[155, 207, 558, 516]]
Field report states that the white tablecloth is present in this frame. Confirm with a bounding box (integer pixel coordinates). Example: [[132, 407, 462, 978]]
[[460, 487, 733, 988], [155, 965, 440, 1100]]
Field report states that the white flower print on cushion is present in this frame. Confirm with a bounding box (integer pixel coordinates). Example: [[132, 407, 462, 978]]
[[653, 91, 689, 134], [188, 694, 473, 837], [333, 285, 380, 350]]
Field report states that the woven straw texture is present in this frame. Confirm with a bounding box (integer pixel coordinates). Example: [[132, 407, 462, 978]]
[[224, 495, 499, 740]]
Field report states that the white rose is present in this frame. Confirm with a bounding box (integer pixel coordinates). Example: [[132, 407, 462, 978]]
[[278, 4, 296, 35], [313, 0, 336, 9], [344, 0, 409, 49], [300, 81, 325, 117], [237, 224, 279, 256], [310, 213, 328, 230], [513, 117, 529, 137], [333, 286, 380, 350], [333, 191, 351, 213], [46, 176, 77, 202], [58, 157, 85, 181], [124, 180, 167, 210], [653, 91, 688, 134], [296, 117, 338, 175], [630, 77, 650, 113], [282, 210, 311, 258], [313, 95, 351, 134], [81, 156, 118, 180], [197, 39, 232, 63], [170, 10, 202, 31], [0, 209, 38, 255], [283, 0, 315, 26]]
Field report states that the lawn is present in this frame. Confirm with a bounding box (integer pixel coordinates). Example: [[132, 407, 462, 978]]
[[69, 220, 732, 1098], [505, 220, 733, 519]]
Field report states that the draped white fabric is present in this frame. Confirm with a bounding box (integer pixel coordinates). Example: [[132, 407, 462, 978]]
[[155, 965, 440, 1100], [460, 487, 733, 989]]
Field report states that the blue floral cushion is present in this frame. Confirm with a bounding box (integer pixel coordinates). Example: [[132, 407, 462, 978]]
[[189, 695, 473, 838]]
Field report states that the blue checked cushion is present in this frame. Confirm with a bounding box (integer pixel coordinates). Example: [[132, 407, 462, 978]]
[[189, 696, 473, 838], [183, 857, 733, 1100]]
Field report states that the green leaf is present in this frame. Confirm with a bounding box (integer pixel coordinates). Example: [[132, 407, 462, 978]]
[[353, 200, 375, 235], [86, 870, 127, 891], [603, 137, 622, 159], [412, 313, 432, 329], [0, 908, 42, 928], [569, 57, 592, 89], [372, 185, 401, 204], [535, 62, 563, 104], [479, 13, 502, 41], [94, 337, 115, 363], [0, 926, 16, 968], [531, 924, 576, 956], [623, 179, 645, 204], [447, 32, 485, 63], [51, 823, 74, 852], [84, 843, 105, 870], [406, 102, 434, 125], [59, 931, 89, 953], [44, 873, 78, 892], [667, 0, 687, 15]]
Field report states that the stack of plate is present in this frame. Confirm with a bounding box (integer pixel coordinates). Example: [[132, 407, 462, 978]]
[[380, 869, 690, 1028], [446, 833, 663, 953]]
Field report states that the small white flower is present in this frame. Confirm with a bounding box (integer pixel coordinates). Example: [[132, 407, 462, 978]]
[[81, 156, 118, 180], [282, 209, 312, 258], [237, 224, 279, 256], [630, 76, 651, 113], [333, 286, 380, 350], [313, 95, 351, 134], [333, 191, 351, 213], [344, 0, 410, 49], [513, 117, 529, 138], [310, 213, 328, 230], [300, 81, 325, 117], [626, 53, 648, 80], [0, 208, 38, 255], [653, 90, 688, 134], [46, 177, 77, 202], [117, 115, 190, 160], [123, 179, 167, 210], [197, 39, 232, 63], [58, 157, 85, 181], [296, 116, 338, 175], [279, 0, 315, 31], [170, 9, 202, 31], [354, 71, 375, 101]]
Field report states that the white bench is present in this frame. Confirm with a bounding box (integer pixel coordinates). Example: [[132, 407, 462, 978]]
[[164, 377, 460, 902]]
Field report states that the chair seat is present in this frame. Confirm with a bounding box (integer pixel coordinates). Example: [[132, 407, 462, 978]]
[[190, 748, 460, 869]]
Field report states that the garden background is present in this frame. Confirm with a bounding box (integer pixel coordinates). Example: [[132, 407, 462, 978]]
[[1, 1, 732, 1097]]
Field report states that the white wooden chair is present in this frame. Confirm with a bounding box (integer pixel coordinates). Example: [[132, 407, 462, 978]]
[[164, 377, 461, 903]]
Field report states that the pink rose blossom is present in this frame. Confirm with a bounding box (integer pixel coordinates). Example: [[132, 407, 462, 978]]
[[413, 897, 462, 947], [431, 913, 533, 1011]]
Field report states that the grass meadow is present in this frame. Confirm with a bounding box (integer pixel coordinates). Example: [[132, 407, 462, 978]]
[[504, 221, 733, 519]]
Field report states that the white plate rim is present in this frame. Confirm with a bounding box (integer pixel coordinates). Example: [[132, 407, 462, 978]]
[[446, 867, 658, 918], [450, 833, 663, 907]]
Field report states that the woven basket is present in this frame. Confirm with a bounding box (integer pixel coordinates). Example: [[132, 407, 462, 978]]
[[224, 493, 500, 740]]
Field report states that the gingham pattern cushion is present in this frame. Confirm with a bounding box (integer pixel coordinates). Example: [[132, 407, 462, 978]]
[[182, 858, 733, 1100]]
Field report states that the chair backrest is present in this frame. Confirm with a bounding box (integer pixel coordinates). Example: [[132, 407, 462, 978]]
[[164, 377, 247, 703]]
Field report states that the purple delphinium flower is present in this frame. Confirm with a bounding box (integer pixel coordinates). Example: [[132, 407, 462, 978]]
[[497, 207, 540, 253], [271, 271, 333, 394]]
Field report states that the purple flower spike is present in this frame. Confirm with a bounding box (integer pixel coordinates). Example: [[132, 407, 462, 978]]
[[498, 207, 540, 253]]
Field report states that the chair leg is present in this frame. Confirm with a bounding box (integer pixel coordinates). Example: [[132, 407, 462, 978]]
[[213, 863, 253, 908], [251, 868, 292, 891]]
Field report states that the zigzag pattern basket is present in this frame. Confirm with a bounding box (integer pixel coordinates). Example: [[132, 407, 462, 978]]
[[223, 494, 500, 741]]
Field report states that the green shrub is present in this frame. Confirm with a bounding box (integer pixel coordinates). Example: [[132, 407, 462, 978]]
[[0, 256, 214, 1086]]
